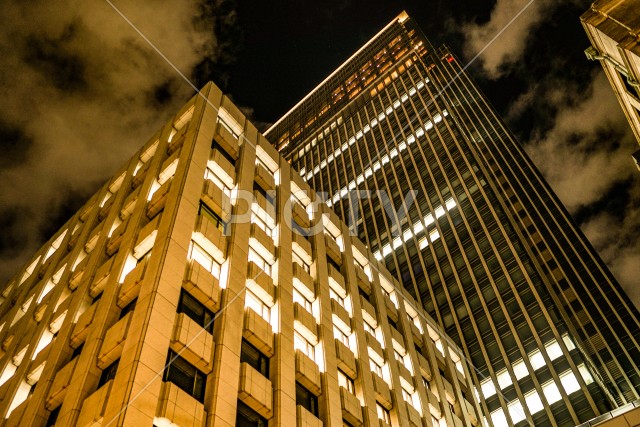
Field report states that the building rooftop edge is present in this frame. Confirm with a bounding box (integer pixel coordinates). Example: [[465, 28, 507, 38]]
[[264, 11, 409, 136]]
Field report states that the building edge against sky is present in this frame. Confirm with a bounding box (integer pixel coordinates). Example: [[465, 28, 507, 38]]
[[266, 11, 640, 427], [0, 82, 485, 426], [581, 0, 640, 171]]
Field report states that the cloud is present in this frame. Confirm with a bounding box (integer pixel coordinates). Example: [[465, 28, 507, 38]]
[[461, 0, 560, 78], [581, 189, 640, 308], [523, 72, 640, 308], [525, 73, 634, 210], [0, 0, 223, 285]]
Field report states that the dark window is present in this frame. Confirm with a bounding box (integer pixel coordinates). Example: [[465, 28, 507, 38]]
[[99, 359, 119, 387], [46, 406, 60, 427], [120, 298, 137, 320], [199, 202, 226, 233], [211, 140, 236, 165], [236, 400, 268, 427], [163, 351, 206, 403], [296, 382, 319, 416], [92, 292, 102, 305], [359, 287, 371, 303], [241, 339, 269, 377], [71, 343, 84, 359], [178, 290, 214, 333], [326, 255, 341, 271], [387, 317, 397, 329]]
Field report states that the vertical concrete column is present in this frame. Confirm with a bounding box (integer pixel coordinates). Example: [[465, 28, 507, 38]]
[[272, 155, 297, 427], [313, 192, 347, 426], [341, 227, 378, 426], [207, 96, 256, 427]]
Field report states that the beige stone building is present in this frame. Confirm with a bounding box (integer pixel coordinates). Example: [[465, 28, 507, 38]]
[[0, 82, 483, 427], [582, 0, 640, 170]]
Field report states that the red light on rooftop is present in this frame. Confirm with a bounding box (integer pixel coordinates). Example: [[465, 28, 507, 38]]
[[447, 55, 455, 63]]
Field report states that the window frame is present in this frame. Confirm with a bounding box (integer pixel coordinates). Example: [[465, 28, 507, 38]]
[[241, 339, 270, 378], [296, 381, 319, 416], [163, 350, 207, 403], [178, 290, 215, 334]]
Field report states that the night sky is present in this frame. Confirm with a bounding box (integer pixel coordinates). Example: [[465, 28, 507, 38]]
[[0, 0, 638, 307]]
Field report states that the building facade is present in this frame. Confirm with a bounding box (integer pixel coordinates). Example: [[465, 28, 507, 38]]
[[266, 12, 640, 427], [582, 0, 640, 170], [0, 82, 483, 426]]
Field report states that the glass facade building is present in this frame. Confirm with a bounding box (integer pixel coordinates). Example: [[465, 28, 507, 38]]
[[266, 12, 640, 426]]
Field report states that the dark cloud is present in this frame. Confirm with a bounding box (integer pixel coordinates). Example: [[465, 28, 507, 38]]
[[0, 0, 224, 285], [0, 120, 33, 168]]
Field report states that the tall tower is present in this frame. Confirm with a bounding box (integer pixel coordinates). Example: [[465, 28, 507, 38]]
[[266, 12, 640, 426], [0, 83, 483, 427]]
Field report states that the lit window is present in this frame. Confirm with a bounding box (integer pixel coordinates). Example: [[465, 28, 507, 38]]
[[578, 364, 594, 385], [292, 251, 310, 273], [402, 387, 413, 402], [562, 334, 576, 351], [294, 331, 315, 360], [490, 408, 507, 427], [419, 237, 429, 250], [433, 338, 444, 355], [525, 390, 544, 414], [507, 400, 525, 424], [559, 371, 581, 395], [542, 381, 562, 404], [363, 321, 376, 336], [217, 116, 239, 139], [529, 350, 545, 370], [330, 288, 346, 308], [480, 379, 497, 398], [38, 280, 56, 304], [338, 370, 355, 393], [512, 359, 528, 380], [545, 340, 563, 361], [496, 369, 512, 389], [334, 326, 350, 347], [429, 228, 440, 242], [293, 288, 313, 313], [376, 403, 391, 424], [251, 213, 275, 239], [245, 290, 270, 321], [205, 166, 227, 191], [32, 330, 54, 360], [370, 359, 384, 377], [382, 243, 392, 257], [0, 363, 17, 387], [190, 241, 221, 278], [445, 198, 456, 210], [248, 248, 272, 276]]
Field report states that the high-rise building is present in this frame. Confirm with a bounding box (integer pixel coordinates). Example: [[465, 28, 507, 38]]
[[0, 82, 484, 426], [581, 0, 640, 171], [266, 11, 640, 426]]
